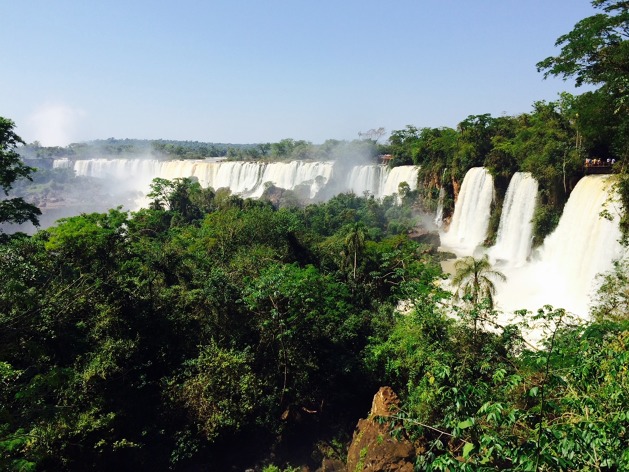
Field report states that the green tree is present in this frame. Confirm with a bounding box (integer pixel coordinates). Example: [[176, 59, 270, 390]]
[[0, 117, 41, 239], [453, 114, 496, 179], [451, 255, 506, 310], [537, 0, 629, 108], [167, 342, 260, 443], [387, 125, 421, 165], [343, 222, 366, 279], [538, 2, 629, 232]]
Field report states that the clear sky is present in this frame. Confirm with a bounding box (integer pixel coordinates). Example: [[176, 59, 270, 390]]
[[2, 0, 598, 146]]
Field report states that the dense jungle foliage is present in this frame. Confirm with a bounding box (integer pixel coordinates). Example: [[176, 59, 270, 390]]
[[0, 168, 440, 469], [3, 1, 629, 469]]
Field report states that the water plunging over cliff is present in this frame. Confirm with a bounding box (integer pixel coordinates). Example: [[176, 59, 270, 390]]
[[434, 187, 445, 228], [496, 175, 625, 316], [61, 158, 418, 203], [440, 167, 494, 254], [489, 172, 538, 267]]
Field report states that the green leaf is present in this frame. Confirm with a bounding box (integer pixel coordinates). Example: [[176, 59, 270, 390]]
[[462, 442, 474, 458], [458, 419, 474, 429]]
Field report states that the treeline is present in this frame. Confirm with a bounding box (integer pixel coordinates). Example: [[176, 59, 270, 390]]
[[19, 137, 382, 164], [19, 139, 258, 161]]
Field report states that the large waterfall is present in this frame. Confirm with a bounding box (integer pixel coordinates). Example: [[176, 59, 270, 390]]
[[57, 158, 418, 202], [440, 168, 625, 318], [496, 175, 625, 316], [488, 172, 538, 267], [440, 167, 494, 254]]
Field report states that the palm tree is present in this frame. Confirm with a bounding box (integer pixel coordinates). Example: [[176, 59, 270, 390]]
[[451, 255, 506, 309], [344, 223, 366, 279]]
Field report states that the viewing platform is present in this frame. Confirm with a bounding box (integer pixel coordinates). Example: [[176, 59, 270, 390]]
[[379, 154, 393, 165], [583, 159, 615, 175]]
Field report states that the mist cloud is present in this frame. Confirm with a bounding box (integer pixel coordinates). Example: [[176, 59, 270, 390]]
[[27, 103, 85, 146]]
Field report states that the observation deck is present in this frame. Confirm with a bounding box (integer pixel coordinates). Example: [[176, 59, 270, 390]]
[[583, 159, 615, 175]]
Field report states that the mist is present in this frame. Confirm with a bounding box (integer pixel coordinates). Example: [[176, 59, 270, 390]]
[[26, 103, 86, 147]]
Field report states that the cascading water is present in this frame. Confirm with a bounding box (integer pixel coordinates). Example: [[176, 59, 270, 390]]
[[343, 165, 418, 199], [434, 168, 448, 228], [61, 158, 417, 203], [495, 175, 625, 316], [441, 167, 494, 254], [253, 161, 334, 198], [52, 158, 73, 169], [380, 166, 419, 198], [345, 165, 384, 196], [73, 158, 163, 191], [434, 187, 445, 228], [488, 172, 538, 267]]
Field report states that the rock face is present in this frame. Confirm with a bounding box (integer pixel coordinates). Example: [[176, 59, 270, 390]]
[[345, 387, 415, 472]]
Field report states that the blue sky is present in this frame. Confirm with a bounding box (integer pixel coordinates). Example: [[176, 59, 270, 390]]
[[2, 1, 598, 146]]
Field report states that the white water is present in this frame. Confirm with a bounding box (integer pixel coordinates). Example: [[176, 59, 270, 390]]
[[344, 165, 418, 199], [441, 167, 494, 254], [52, 158, 73, 169], [435, 187, 445, 228], [59, 158, 418, 202], [488, 172, 538, 267], [381, 166, 419, 198], [496, 175, 625, 317]]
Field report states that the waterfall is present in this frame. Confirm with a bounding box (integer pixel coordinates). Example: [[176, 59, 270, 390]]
[[73, 158, 163, 188], [60, 158, 417, 203], [253, 161, 334, 198], [434, 168, 448, 228], [496, 175, 625, 317], [52, 158, 73, 169], [345, 165, 418, 198], [441, 167, 494, 254], [489, 172, 538, 267], [435, 187, 445, 228], [345, 165, 384, 196], [380, 166, 419, 198]]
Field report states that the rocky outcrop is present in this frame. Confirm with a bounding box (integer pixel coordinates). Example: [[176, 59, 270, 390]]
[[408, 228, 440, 249], [345, 387, 415, 472]]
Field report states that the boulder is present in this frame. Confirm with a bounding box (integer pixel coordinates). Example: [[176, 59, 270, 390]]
[[345, 387, 415, 472]]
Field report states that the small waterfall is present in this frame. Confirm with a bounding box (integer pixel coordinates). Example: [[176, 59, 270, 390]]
[[434, 168, 448, 228], [496, 175, 625, 316], [345, 165, 418, 198], [380, 166, 419, 198], [345, 165, 384, 196], [441, 167, 494, 254], [435, 187, 445, 228], [52, 158, 73, 169], [489, 172, 538, 267]]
